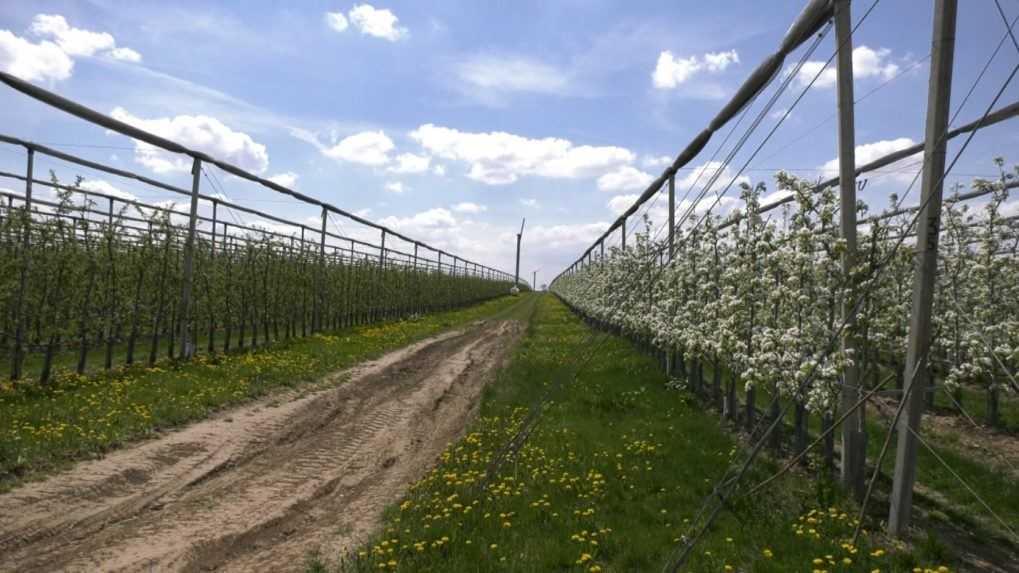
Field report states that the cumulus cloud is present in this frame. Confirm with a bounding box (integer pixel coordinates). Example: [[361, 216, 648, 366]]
[[30, 14, 114, 57], [323, 130, 394, 166], [677, 161, 751, 192], [792, 45, 899, 89], [110, 107, 270, 174], [388, 152, 431, 174], [820, 137, 920, 185], [432, 164, 446, 176], [409, 123, 634, 185], [0, 30, 72, 82], [652, 49, 739, 89], [452, 202, 487, 213], [457, 54, 568, 96], [27, 14, 141, 65], [348, 4, 407, 41], [520, 198, 539, 208], [325, 12, 349, 32], [642, 155, 672, 169], [384, 181, 406, 194], [267, 171, 298, 188], [379, 207, 455, 230], [597, 166, 654, 193], [108, 46, 141, 62], [79, 179, 138, 202], [527, 222, 607, 250]]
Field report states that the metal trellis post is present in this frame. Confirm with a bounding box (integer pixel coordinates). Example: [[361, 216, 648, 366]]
[[177, 157, 201, 359], [834, 0, 866, 500], [889, 0, 957, 536]]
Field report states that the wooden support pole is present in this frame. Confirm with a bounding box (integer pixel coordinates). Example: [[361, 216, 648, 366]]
[[834, 0, 866, 500], [889, 0, 957, 536], [621, 217, 627, 250], [177, 157, 201, 359]]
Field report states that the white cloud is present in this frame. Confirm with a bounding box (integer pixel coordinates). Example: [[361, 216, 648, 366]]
[[432, 164, 446, 176], [769, 108, 790, 121], [528, 222, 607, 250], [607, 194, 639, 215], [325, 12, 349, 32], [267, 171, 298, 188], [597, 166, 654, 193], [384, 181, 406, 194], [79, 179, 138, 202], [0, 14, 141, 82], [323, 130, 394, 166], [30, 14, 113, 57], [388, 152, 431, 174], [642, 155, 672, 169], [109, 46, 141, 62], [677, 161, 751, 192], [109, 107, 270, 174], [652, 49, 739, 89], [0, 30, 72, 82], [452, 202, 487, 214], [703, 50, 740, 72], [820, 137, 919, 185], [410, 123, 634, 185], [792, 45, 899, 89], [457, 54, 568, 95], [348, 4, 407, 42], [520, 198, 539, 208], [30, 14, 141, 62], [379, 207, 455, 230]]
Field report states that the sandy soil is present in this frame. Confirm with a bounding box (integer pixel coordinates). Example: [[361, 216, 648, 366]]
[[0, 317, 525, 572]]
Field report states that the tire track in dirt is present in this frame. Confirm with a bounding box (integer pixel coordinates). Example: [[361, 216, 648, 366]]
[[0, 312, 528, 572]]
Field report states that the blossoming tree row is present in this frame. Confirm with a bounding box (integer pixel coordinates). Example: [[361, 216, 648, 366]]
[[553, 164, 1019, 429]]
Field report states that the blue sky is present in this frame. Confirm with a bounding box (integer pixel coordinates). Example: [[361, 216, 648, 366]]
[[1, 1, 1017, 285]]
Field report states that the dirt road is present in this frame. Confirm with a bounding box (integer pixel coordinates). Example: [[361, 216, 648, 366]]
[[0, 314, 527, 572]]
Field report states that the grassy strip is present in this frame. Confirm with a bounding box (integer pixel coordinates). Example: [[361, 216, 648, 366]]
[[324, 295, 950, 573], [0, 296, 524, 492], [725, 374, 1019, 541]]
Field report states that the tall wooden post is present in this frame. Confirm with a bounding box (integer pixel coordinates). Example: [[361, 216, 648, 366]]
[[621, 217, 627, 250], [10, 148, 34, 380], [379, 229, 387, 266], [889, 0, 957, 536], [834, 0, 865, 499], [177, 157, 202, 359]]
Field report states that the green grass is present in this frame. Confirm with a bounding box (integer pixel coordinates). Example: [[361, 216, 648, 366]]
[[322, 295, 950, 572], [0, 295, 525, 492], [717, 363, 1019, 545]]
